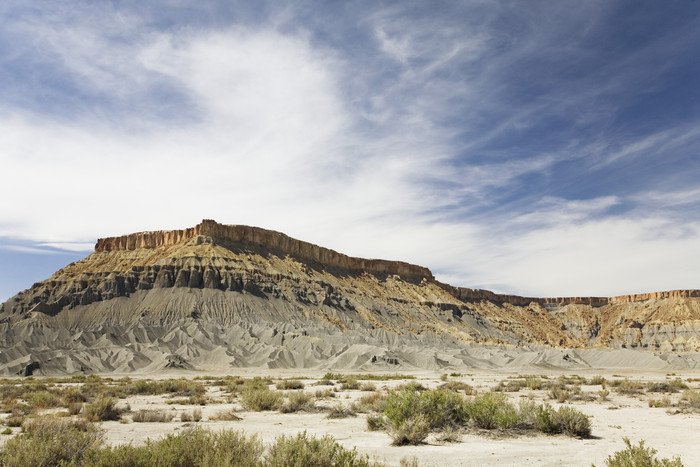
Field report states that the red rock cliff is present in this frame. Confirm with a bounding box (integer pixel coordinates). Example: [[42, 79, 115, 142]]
[[95, 220, 434, 280]]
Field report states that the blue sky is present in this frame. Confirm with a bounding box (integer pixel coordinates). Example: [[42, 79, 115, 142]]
[[1, 0, 700, 302]]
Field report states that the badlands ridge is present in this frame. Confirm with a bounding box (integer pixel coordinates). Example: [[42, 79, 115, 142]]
[[1, 219, 699, 375]]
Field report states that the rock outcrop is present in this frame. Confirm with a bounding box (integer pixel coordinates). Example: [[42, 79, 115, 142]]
[[1, 220, 699, 375]]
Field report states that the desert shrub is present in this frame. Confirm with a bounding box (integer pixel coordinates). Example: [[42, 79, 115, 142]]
[[276, 379, 305, 390], [680, 389, 700, 409], [436, 425, 461, 443], [315, 388, 336, 399], [516, 399, 541, 429], [24, 390, 61, 409], [62, 387, 87, 405], [389, 413, 431, 446], [327, 403, 357, 419], [438, 381, 474, 395], [366, 413, 387, 431], [383, 386, 466, 431], [400, 456, 419, 467], [465, 392, 518, 429], [340, 378, 360, 391], [647, 382, 679, 393], [6, 414, 25, 427], [588, 375, 607, 386], [280, 391, 315, 413], [604, 438, 683, 467], [669, 378, 689, 390], [1, 427, 11, 435], [360, 382, 377, 392], [132, 409, 175, 423], [0, 416, 102, 467], [69, 402, 84, 415], [551, 405, 591, 437], [352, 392, 387, 413], [612, 379, 644, 395], [240, 387, 282, 411], [210, 408, 242, 421], [85, 427, 264, 467], [648, 397, 673, 408], [180, 408, 202, 422], [598, 390, 610, 401], [549, 384, 572, 402], [84, 397, 122, 422], [267, 431, 379, 466]]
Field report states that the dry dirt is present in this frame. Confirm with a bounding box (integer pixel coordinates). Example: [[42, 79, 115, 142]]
[[5, 369, 697, 467]]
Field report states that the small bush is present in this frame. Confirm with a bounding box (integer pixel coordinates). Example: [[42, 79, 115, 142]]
[[340, 378, 360, 391], [0, 417, 102, 467], [438, 381, 474, 395], [6, 414, 25, 427], [612, 379, 644, 395], [327, 403, 357, 419], [366, 413, 387, 431], [240, 387, 282, 411], [84, 397, 122, 422], [131, 409, 174, 423], [680, 389, 700, 409], [466, 392, 517, 429], [389, 414, 431, 446], [647, 382, 679, 393], [604, 438, 683, 467], [210, 408, 242, 421], [384, 386, 466, 431], [267, 431, 379, 466], [280, 391, 315, 413], [360, 382, 377, 392], [551, 405, 591, 437], [69, 401, 84, 415], [24, 390, 60, 409], [86, 427, 263, 467], [589, 375, 607, 386], [276, 380, 305, 390], [1, 427, 11, 435], [352, 392, 387, 413]]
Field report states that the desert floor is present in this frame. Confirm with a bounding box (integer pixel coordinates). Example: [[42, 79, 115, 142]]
[[3, 369, 699, 466]]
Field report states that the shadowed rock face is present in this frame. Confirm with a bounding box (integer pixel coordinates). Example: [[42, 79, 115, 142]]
[[1, 220, 699, 376]]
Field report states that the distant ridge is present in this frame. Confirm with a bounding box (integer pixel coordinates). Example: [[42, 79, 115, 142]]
[[96, 219, 699, 307], [1, 219, 699, 376]]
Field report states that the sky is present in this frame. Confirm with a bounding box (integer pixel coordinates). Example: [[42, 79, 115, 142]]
[[1, 0, 700, 302]]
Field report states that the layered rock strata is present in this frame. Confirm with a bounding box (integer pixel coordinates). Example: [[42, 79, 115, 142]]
[[1, 220, 699, 376]]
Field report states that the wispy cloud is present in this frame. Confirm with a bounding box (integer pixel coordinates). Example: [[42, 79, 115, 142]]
[[1, 1, 700, 299]]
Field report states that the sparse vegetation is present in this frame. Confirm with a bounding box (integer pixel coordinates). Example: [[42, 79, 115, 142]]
[[267, 431, 381, 467], [240, 387, 282, 411], [132, 409, 175, 423], [280, 391, 315, 413], [84, 397, 122, 422], [604, 438, 683, 467]]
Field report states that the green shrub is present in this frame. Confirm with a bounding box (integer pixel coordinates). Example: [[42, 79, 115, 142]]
[[84, 397, 122, 422], [389, 414, 431, 446], [465, 392, 516, 429], [366, 413, 387, 431], [131, 409, 175, 423], [680, 389, 700, 409], [551, 405, 591, 437], [240, 387, 282, 411], [352, 392, 387, 413], [1, 427, 11, 435], [85, 427, 264, 467], [383, 386, 466, 431], [276, 380, 305, 390], [340, 379, 360, 391], [327, 403, 357, 419], [280, 391, 315, 413], [267, 431, 380, 466], [0, 417, 102, 467], [24, 390, 60, 409], [604, 438, 683, 467]]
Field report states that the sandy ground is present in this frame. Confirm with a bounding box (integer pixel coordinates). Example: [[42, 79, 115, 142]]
[[74, 369, 700, 467]]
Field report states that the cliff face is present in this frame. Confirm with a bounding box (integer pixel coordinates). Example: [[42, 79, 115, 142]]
[[1, 219, 699, 375], [95, 219, 433, 282]]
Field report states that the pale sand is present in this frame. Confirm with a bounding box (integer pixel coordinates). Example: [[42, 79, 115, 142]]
[[83, 370, 700, 467]]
